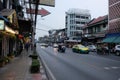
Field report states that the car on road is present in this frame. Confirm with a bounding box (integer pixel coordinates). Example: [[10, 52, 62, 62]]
[[87, 45, 97, 52], [53, 43, 58, 48], [114, 45, 120, 56], [40, 43, 48, 48], [72, 44, 89, 54]]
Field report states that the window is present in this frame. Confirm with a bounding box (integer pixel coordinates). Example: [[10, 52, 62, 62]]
[[76, 21, 80, 24], [96, 27, 101, 32], [81, 22, 85, 24], [76, 15, 80, 18], [81, 16, 85, 19], [76, 27, 82, 30], [86, 17, 89, 19], [70, 20, 74, 24]]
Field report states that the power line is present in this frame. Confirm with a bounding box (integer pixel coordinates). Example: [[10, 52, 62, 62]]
[[36, 28, 48, 32], [37, 23, 53, 29]]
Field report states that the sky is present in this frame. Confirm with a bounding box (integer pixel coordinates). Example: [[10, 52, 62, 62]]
[[35, 0, 108, 39]]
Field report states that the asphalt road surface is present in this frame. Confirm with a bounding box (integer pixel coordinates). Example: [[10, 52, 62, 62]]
[[37, 44, 120, 80]]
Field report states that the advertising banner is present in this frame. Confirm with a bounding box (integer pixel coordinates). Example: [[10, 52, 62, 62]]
[[26, 8, 50, 17]]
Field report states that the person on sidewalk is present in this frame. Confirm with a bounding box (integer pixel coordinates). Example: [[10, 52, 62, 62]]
[[25, 42, 30, 52]]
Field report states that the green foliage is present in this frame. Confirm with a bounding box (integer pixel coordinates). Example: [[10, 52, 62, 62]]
[[7, 53, 14, 56], [3, 56, 11, 63], [29, 54, 38, 59], [0, 58, 4, 62], [32, 59, 40, 67], [30, 59, 40, 73]]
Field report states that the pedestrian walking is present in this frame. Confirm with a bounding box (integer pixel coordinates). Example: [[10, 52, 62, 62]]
[[25, 42, 30, 52]]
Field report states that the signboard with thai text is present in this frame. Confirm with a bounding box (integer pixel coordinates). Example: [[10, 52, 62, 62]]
[[27, 0, 55, 7], [40, 0, 55, 7], [0, 20, 5, 30], [26, 8, 50, 17]]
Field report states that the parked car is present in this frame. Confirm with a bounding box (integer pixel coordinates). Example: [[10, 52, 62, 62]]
[[72, 44, 89, 54], [87, 45, 97, 52], [114, 45, 120, 56]]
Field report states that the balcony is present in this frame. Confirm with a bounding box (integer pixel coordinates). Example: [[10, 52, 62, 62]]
[[83, 30, 106, 38]]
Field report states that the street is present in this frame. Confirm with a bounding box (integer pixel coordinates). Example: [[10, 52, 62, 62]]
[[37, 44, 120, 80]]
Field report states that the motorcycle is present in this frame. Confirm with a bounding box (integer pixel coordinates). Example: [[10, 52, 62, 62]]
[[58, 44, 66, 53]]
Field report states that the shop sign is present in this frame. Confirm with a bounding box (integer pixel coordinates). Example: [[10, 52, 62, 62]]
[[26, 8, 50, 17], [40, 0, 55, 7], [28, 0, 55, 7], [0, 20, 5, 30]]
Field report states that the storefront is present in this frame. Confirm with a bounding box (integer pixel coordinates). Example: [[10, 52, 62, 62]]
[[0, 15, 18, 57], [0, 20, 4, 57]]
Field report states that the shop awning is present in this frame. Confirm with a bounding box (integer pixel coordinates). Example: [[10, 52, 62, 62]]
[[113, 36, 120, 43], [102, 33, 120, 43], [0, 15, 9, 23], [102, 37, 117, 43]]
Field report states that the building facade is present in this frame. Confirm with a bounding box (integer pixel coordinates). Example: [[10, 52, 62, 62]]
[[109, 0, 120, 33], [0, 0, 19, 58], [0, 0, 35, 60], [102, 0, 120, 43], [65, 8, 91, 40], [83, 15, 108, 44], [48, 28, 66, 43]]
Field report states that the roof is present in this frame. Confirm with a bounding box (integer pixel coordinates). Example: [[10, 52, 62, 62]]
[[66, 8, 90, 15], [82, 19, 95, 29], [89, 15, 108, 25], [0, 9, 19, 28], [83, 15, 108, 29], [0, 9, 15, 17]]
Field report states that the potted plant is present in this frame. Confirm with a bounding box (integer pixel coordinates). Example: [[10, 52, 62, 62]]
[[3, 56, 11, 64], [29, 54, 38, 59], [7, 53, 14, 59], [0, 59, 5, 67], [30, 59, 40, 73]]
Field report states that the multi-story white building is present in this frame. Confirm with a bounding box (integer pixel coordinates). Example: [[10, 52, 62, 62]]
[[65, 8, 91, 40]]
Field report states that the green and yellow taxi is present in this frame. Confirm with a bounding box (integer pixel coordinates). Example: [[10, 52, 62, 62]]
[[72, 44, 89, 54]]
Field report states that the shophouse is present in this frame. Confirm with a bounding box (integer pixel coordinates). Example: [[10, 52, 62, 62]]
[[48, 28, 66, 43], [82, 15, 108, 45], [0, 0, 19, 58], [0, 0, 34, 59]]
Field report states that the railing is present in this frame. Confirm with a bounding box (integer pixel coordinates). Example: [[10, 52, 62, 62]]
[[83, 27, 120, 38]]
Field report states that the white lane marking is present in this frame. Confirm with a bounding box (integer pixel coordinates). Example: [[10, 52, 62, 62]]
[[42, 75, 47, 79], [111, 66, 120, 69], [104, 67, 110, 70], [41, 57, 56, 80], [104, 66, 120, 70], [118, 78, 120, 80]]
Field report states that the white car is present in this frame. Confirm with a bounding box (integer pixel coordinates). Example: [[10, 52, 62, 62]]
[[114, 45, 120, 56], [87, 45, 97, 52], [53, 43, 58, 48]]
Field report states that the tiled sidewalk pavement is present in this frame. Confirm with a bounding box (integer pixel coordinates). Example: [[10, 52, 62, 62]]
[[0, 50, 44, 80]]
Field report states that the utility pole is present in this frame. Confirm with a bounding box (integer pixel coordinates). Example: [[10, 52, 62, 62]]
[[32, 0, 39, 51]]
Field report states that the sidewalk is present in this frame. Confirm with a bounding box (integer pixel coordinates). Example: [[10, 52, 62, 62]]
[[0, 49, 45, 80]]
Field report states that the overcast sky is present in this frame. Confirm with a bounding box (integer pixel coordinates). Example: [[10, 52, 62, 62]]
[[35, 0, 108, 39]]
